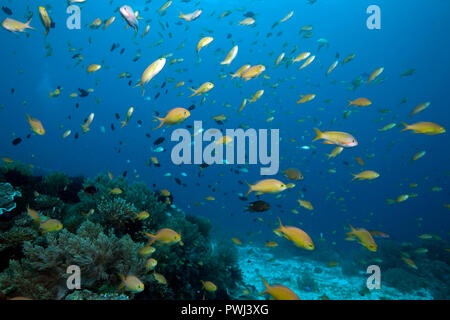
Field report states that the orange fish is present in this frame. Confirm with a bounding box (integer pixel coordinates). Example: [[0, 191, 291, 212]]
[[347, 98, 372, 108], [259, 275, 300, 300], [26, 113, 45, 135]]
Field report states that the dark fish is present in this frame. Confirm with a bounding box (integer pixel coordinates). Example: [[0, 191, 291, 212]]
[[175, 178, 182, 185], [115, 113, 120, 120], [83, 185, 97, 195], [50, 22, 55, 28], [120, 48, 125, 55], [74, 132, 79, 139], [2, 6, 12, 15], [10, 88, 14, 94], [336, 52, 340, 58], [145, 133, 151, 138], [110, 43, 116, 52], [243, 11, 255, 17], [78, 88, 89, 97], [227, 33, 232, 39], [153, 137, 165, 145], [123, 171, 127, 177], [246, 201, 270, 212], [128, 80, 132, 86], [154, 92, 160, 100], [111, 124, 115, 131], [75, 103, 79, 108], [161, 82, 166, 88], [72, 53, 81, 59], [12, 137, 22, 146], [68, 115, 72, 119], [137, 120, 143, 125], [343, 161, 349, 166]]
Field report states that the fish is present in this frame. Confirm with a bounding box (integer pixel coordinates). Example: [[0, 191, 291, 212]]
[[259, 275, 300, 300], [135, 58, 166, 96], [2, 18, 34, 33], [120, 5, 138, 32], [154, 108, 190, 129], [313, 128, 357, 147]]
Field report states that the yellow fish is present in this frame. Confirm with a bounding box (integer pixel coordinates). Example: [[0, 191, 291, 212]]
[[26, 114, 45, 135], [401, 121, 445, 135], [2, 18, 34, 33], [189, 82, 214, 97], [135, 58, 166, 96], [154, 107, 190, 129], [245, 179, 287, 196]]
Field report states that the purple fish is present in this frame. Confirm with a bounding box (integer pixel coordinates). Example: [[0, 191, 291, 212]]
[[120, 5, 138, 32]]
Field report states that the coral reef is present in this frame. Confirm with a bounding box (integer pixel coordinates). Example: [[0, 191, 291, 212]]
[[0, 183, 21, 215], [0, 171, 243, 300]]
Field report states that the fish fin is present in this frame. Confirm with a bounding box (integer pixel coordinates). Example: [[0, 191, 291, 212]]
[[25, 18, 35, 30], [312, 128, 322, 142], [143, 232, 156, 245], [349, 225, 357, 233], [259, 275, 270, 292], [322, 141, 334, 144], [25, 113, 31, 123], [133, 81, 145, 96], [188, 88, 197, 97], [351, 173, 358, 181], [117, 274, 125, 291], [120, 121, 127, 128], [277, 217, 284, 229], [400, 122, 409, 132], [346, 100, 353, 108], [244, 181, 253, 197], [153, 117, 165, 130]]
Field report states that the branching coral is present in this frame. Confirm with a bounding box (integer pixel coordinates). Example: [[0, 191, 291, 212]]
[[0, 221, 148, 300]]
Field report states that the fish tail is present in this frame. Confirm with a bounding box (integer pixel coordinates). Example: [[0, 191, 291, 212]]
[[120, 121, 127, 128], [348, 225, 357, 234], [258, 275, 270, 293], [117, 274, 125, 291], [143, 232, 156, 245], [179, 11, 184, 18], [25, 113, 31, 123], [25, 18, 35, 30], [346, 100, 353, 108], [400, 122, 409, 132], [312, 128, 322, 141], [153, 117, 165, 130], [277, 217, 284, 229], [244, 181, 253, 197], [351, 173, 358, 181], [188, 88, 197, 97]]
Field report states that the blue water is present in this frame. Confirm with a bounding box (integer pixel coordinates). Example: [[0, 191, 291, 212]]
[[1, 0, 449, 299]]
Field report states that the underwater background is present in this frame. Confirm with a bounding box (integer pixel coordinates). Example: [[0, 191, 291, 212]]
[[0, 0, 449, 300]]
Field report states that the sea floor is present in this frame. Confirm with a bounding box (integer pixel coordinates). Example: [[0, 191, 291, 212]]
[[237, 246, 433, 300]]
